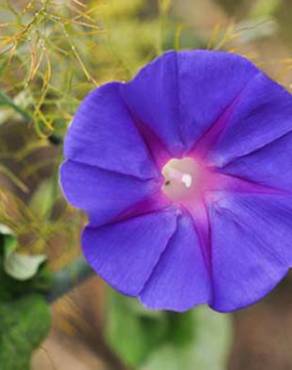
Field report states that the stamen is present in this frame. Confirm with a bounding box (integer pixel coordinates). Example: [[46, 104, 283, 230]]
[[182, 174, 192, 188], [161, 157, 201, 202]]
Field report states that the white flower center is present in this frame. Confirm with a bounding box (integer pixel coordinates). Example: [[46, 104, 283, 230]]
[[162, 157, 201, 202]]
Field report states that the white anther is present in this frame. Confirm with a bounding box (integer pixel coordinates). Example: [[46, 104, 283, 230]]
[[182, 174, 192, 188]]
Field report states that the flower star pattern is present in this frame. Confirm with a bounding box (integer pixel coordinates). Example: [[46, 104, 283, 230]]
[[60, 50, 292, 312]]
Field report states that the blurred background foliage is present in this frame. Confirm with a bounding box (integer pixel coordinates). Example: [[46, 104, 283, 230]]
[[1, 0, 292, 369]]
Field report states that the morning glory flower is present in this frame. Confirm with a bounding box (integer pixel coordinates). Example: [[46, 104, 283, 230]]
[[60, 50, 292, 312]]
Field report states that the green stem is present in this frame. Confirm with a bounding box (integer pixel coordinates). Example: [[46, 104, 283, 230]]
[[0, 90, 31, 121], [0, 90, 63, 145]]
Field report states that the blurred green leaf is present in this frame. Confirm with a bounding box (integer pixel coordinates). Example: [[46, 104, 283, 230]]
[[0, 223, 47, 281], [101, 0, 144, 18], [235, 0, 280, 44], [0, 240, 51, 301], [0, 224, 17, 254], [105, 291, 168, 367], [0, 294, 51, 370], [250, 0, 280, 19], [105, 291, 230, 369], [142, 306, 231, 370], [4, 252, 47, 281], [29, 179, 55, 219], [0, 232, 51, 369], [165, 310, 195, 347], [236, 19, 277, 43], [0, 224, 14, 236]]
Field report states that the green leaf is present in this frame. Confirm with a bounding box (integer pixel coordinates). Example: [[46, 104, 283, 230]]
[[250, 0, 280, 19], [142, 306, 231, 370], [165, 310, 196, 347], [0, 245, 51, 301], [0, 224, 14, 235], [4, 252, 47, 281], [0, 224, 17, 254], [0, 294, 51, 370], [29, 179, 55, 219], [0, 224, 47, 281], [105, 291, 227, 368], [105, 290, 168, 367], [236, 19, 277, 43]]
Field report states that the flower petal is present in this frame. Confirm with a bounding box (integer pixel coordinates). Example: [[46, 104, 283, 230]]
[[176, 50, 259, 151], [140, 212, 210, 312], [64, 82, 157, 179], [120, 52, 184, 157], [219, 131, 292, 192], [121, 50, 258, 156], [209, 192, 292, 312], [60, 160, 160, 227], [82, 210, 177, 296], [209, 73, 292, 166]]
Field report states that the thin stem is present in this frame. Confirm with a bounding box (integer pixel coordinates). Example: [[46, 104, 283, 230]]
[[0, 90, 63, 145]]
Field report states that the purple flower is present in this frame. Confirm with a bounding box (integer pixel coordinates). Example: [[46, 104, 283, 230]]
[[60, 50, 292, 312]]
